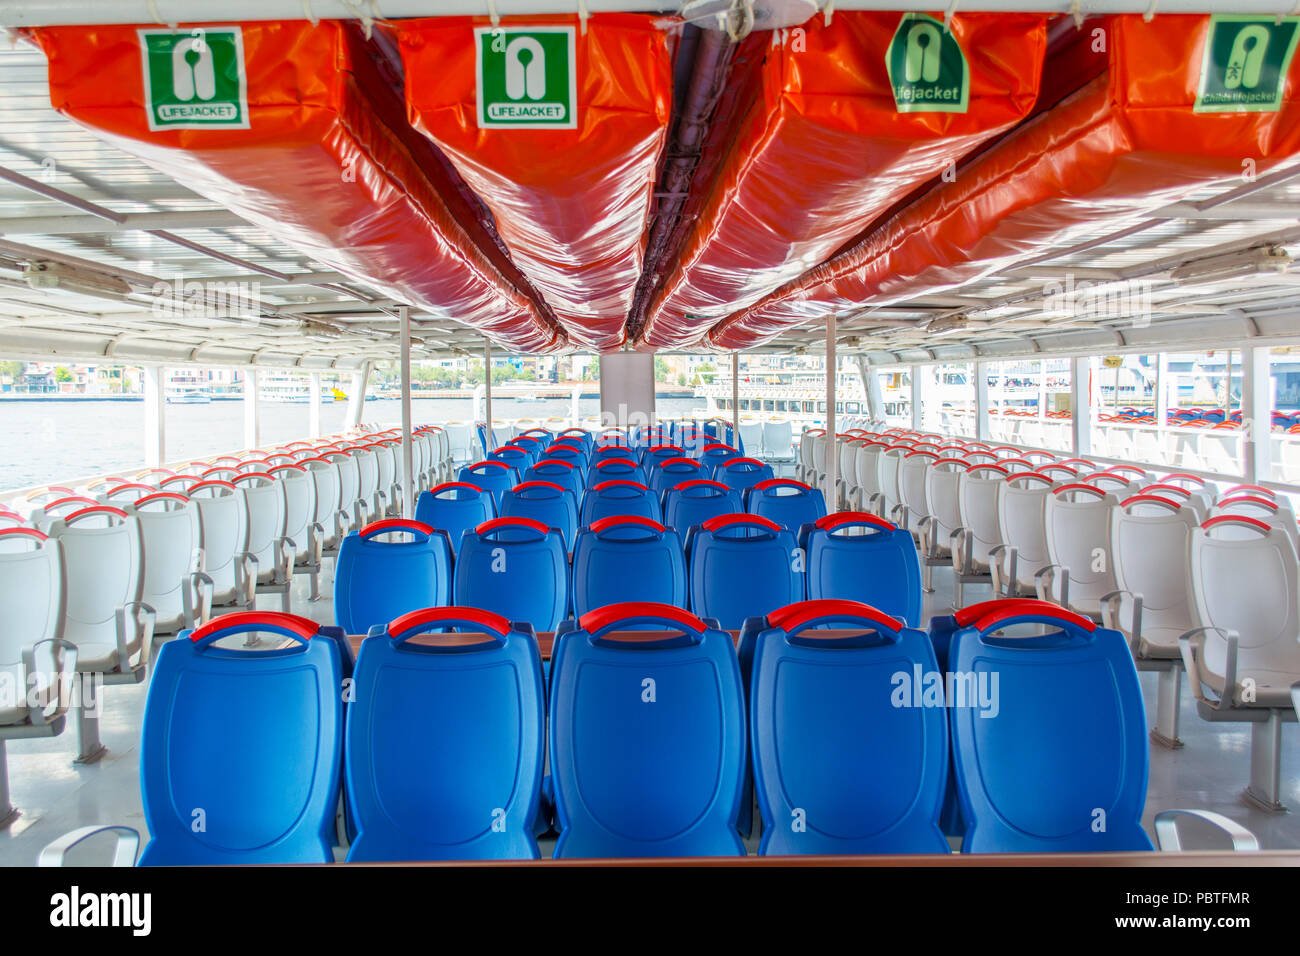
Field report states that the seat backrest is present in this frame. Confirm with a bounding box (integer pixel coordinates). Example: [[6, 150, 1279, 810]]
[[127, 492, 201, 631], [650, 457, 704, 498], [739, 422, 763, 457], [798, 429, 824, 470], [876, 445, 907, 512], [854, 442, 886, 500], [489, 445, 532, 472], [571, 516, 686, 619], [801, 513, 921, 626], [661, 479, 742, 538], [415, 482, 496, 554], [996, 473, 1056, 589], [1189, 517, 1300, 682], [1111, 493, 1199, 631], [334, 519, 453, 635], [370, 442, 396, 492], [269, 463, 316, 560], [458, 461, 518, 510], [592, 442, 636, 464], [233, 473, 287, 574], [189, 480, 249, 599], [326, 452, 361, 509], [549, 604, 745, 858], [763, 420, 792, 458], [524, 459, 583, 499], [640, 444, 686, 473], [698, 443, 741, 476], [0, 528, 64, 669], [1211, 493, 1300, 554], [1043, 484, 1120, 608], [453, 518, 569, 631], [945, 599, 1152, 853], [140, 613, 345, 864], [580, 480, 661, 526], [345, 608, 545, 862], [352, 446, 379, 500], [543, 442, 588, 469], [717, 457, 774, 496], [687, 514, 802, 630], [924, 457, 967, 539], [899, 451, 937, 522], [743, 478, 826, 534], [499, 481, 578, 550], [746, 600, 949, 855], [47, 506, 143, 650], [303, 458, 342, 534], [956, 464, 1008, 565]]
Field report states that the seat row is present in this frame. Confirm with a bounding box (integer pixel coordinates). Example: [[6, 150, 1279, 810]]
[[41, 598, 1258, 865], [333, 510, 922, 636]]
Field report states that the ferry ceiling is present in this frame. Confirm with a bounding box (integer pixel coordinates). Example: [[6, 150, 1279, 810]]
[[2, 1, 1300, 371]]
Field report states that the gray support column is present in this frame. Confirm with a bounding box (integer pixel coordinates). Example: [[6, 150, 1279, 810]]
[[598, 353, 655, 428], [1241, 345, 1271, 484], [483, 340, 494, 439], [1071, 355, 1094, 456], [399, 306, 414, 518], [911, 365, 925, 431], [825, 316, 838, 503], [308, 371, 322, 439], [731, 352, 740, 444], [143, 365, 165, 468], [243, 368, 260, 450], [975, 360, 991, 441]]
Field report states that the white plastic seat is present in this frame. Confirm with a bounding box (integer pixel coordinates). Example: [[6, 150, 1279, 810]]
[[351, 445, 382, 523], [443, 421, 475, 469], [795, 428, 824, 484], [1037, 482, 1120, 620], [761, 420, 794, 469], [875, 444, 907, 527], [991, 471, 1056, 598], [1182, 516, 1300, 810], [124, 491, 209, 640], [369, 440, 400, 516], [1103, 491, 1203, 749], [189, 480, 254, 613], [852, 441, 885, 514], [1211, 492, 1299, 555], [233, 472, 293, 613], [918, 455, 966, 593], [951, 463, 1008, 607], [897, 450, 936, 536], [739, 421, 763, 460], [0, 528, 76, 827], [325, 450, 365, 529], [45, 507, 150, 763]]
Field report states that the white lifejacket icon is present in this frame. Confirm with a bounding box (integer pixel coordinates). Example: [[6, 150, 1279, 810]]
[[504, 36, 546, 101], [172, 37, 217, 102]]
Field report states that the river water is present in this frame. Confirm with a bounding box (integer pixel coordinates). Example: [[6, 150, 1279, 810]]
[[0, 395, 707, 493]]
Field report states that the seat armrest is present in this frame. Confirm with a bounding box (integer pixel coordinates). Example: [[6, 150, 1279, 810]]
[[989, 544, 1017, 597], [275, 536, 297, 583], [38, 825, 140, 867], [115, 602, 155, 672], [307, 521, 325, 566], [1154, 809, 1259, 852], [184, 571, 214, 629], [234, 552, 259, 608], [1179, 626, 1239, 710], [1034, 564, 1069, 608], [1101, 589, 1143, 653], [21, 637, 78, 725]]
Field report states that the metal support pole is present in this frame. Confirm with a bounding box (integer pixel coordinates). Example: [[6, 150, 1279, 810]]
[[143, 365, 165, 468], [1242, 345, 1270, 484], [975, 360, 991, 441], [1071, 355, 1094, 456], [731, 351, 740, 448], [483, 340, 494, 446], [399, 306, 414, 518], [243, 368, 260, 450], [825, 315, 838, 505], [308, 370, 322, 439], [345, 361, 370, 430]]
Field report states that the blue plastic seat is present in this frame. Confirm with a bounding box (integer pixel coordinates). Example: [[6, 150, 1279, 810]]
[[641, 443, 686, 472], [518, 427, 553, 445], [677, 426, 708, 456], [458, 460, 518, 511], [593, 442, 636, 463], [489, 445, 532, 472], [744, 600, 950, 855], [650, 456, 705, 498], [506, 435, 544, 465], [945, 599, 1154, 853], [571, 516, 686, 619], [543, 442, 588, 468], [596, 430, 631, 449], [525, 459, 584, 500], [744, 478, 827, 533], [662, 479, 742, 538], [580, 479, 662, 526], [800, 512, 922, 627], [687, 514, 803, 630], [454, 517, 569, 630], [716, 457, 774, 496], [699, 442, 741, 475], [499, 480, 579, 550], [633, 427, 671, 450], [141, 612, 346, 864], [415, 481, 496, 554], [334, 518, 453, 635], [556, 428, 593, 453], [587, 457, 647, 488], [549, 603, 746, 858], [344, 607, 545, 861]]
